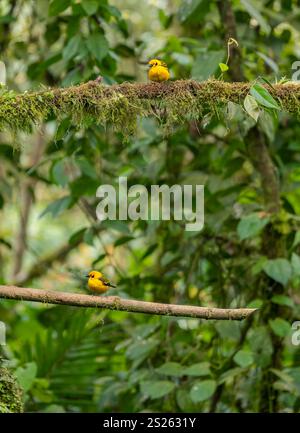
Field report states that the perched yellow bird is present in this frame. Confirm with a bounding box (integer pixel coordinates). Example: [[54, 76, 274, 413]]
[[148, 59, 170, 82], [86, 270, 116, 294]]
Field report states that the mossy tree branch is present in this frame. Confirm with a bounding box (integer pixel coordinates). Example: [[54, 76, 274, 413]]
[[1, 79, 300, 136], [0, 285, 257, 321]]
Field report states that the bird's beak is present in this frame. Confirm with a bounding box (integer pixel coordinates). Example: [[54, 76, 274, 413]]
[[85, 275, 89, 278]]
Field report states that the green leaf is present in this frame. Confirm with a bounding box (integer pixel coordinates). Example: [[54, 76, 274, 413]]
[[216, 321, 241, 341], [176, 389, 196, 412], [125, 339, 159, 361], [250, 84, 280, 110], [81, 0, 98, 15], [55, 118, 71, 141], [83, 228, 94, 246], [132, 324, 159, 339], [183, 362, 211, 376], [243, 94, 260, 122], [192, 50, 224, 80], [219, 62, 229, 72], [269, 318, 291, 337], [76, 158, 98, 179], [15, 362, 37, 392], [70, 175, 99, 197], [240, 0, 271, 34], [140, 380, 175, 399], [233, 350, 254, 368], [190, 380, 217, 403], [63, 35, 82, 62], [291, 253, 300, 277], [49, 0, 70, 16], [247, 298, 264, 308], [263, 258, 292, 286], [292, 231, 300, 249], [51, 159, 69, 187], [156, 362, 183, 377], [218, 368, 245, 384], [39, 196, 72, 218], [114, 236, 134, 247], [178, 0, 210, 23], [68, 228, 86, 245], [237, 213, 269, 240], [101, 220, 130, 235], [249, 326, 273, 367], [271, 294, 294, 308], [258, 110, 277, 143], [86, 33, 109, 62]]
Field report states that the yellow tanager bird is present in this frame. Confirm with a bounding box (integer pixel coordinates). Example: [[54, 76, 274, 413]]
[[148, 59, 170, 82], [86, 270, 116, 294]]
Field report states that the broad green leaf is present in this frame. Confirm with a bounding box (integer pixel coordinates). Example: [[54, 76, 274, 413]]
[[263, 258, 292, 286], [132, 324, 159, 339], [81, 0, 98, 15], [51, 159, 69, 187], [243, 94, 260, 122], [39, 196, 72, 218], [178, 0, 210, 23], [76, 158, 98, 179], [192, 50, 224, 81], [241, 0, 271, 34], [83, 228, 94, 246], [49, 0, 70, 16], [216, 321, 241, 341], [63, 35, 82, 61], [156, 362, 183, 377], [247, 298, 264, 308], [70, 175, 99, 197], [68, 228, 86, 245], [292, 231, 300, 249], [15, 362, 37, 392], [125, 339, 159, 361], [237, 213, 269, 240], [271, 294, 294, 308], [55, 118, 71, 141], [250, 84, 280, 110], [183, 362, 211, 376], [101, 220, 130, 234], [251, 256, 268, 275], [249, 326, 273, 368], [190, 380, 216, 403], [233, 350, 254, 368], [86, 33, 109, 62], [176, 389, 196, 412], [258, 109, 277, 143], [114, 236, 134, 247], [218, 368, 245, 384], [269, 318, 291, 338], [291, 253, 300, 277], [140, 380, 175, 399]]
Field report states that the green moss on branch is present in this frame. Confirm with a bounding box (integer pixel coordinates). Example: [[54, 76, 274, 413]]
[[0, 366, 23, 413], [1, 79, 300, 136]]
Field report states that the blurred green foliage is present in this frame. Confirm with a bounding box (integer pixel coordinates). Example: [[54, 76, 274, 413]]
[[1, 0, 300, 413]]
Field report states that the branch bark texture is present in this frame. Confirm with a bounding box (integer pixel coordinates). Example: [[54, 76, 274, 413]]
[[0, 285, 257, 321]]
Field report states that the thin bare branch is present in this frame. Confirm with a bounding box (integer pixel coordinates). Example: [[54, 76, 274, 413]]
[[0, 285, 257, 321]]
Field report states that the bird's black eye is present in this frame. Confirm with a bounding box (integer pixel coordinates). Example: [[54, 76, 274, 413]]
[[91, 275, 94, 278]]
